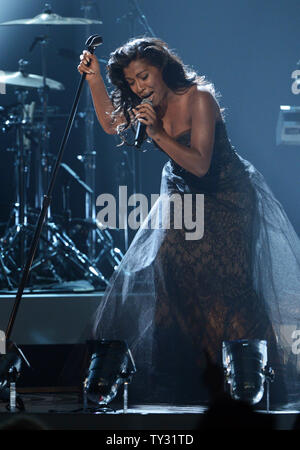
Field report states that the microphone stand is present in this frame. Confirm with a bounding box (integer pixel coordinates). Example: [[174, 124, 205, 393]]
[[81, 0, 98, 261], [5, 35, 103, 345]]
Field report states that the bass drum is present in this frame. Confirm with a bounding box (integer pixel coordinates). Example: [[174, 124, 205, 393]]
[[66, 218, 124, 282]]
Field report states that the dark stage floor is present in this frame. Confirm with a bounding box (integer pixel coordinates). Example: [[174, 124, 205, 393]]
[[0, 292, 299, 431], [0, 392, 299, 430]]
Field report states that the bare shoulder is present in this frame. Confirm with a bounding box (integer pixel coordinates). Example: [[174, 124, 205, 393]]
[[188, 85, 221, 120], [189, 85, 218, 107]]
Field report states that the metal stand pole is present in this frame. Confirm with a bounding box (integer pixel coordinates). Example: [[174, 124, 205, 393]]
[[81, 0, 98, 260], [123, 380, 129, 413]]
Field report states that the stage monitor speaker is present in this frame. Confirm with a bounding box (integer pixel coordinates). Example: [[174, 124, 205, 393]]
[[276, 105, 300, 146]]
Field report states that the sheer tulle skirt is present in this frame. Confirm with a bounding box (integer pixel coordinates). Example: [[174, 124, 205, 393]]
[[80, 155, 300, 405]]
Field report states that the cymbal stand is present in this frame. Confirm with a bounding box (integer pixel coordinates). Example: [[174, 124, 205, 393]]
[[35, 36, 52, 224], [16, 92, 29, 269], [80, 0, 99, 260], [0, 44, 111, 291], [62, 175, 72, 224], [0, 87, 36, 290], [5, 35, 104, 341], [15, 92, 28, 227], [4, 89, 31, 266], [0, 88, 35, 289]]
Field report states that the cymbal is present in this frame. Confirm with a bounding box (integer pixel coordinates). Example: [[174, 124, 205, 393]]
[[0, 12, 102, 26], [0, 71, 64, 90]]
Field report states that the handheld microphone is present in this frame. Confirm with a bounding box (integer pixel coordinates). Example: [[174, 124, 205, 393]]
[[134, 98, 152, 148]]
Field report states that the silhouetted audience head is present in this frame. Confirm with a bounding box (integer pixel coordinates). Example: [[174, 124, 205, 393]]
[[292, 413, 300, 430], [199, 394, 275, 429], [0, 415, 48, 430], [202, 350, 225, 400]]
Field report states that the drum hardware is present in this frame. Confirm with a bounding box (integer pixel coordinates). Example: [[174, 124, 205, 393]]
[[0, 14, 121, 409], [30, 37, 52, 214], [28, 37, 54, 220], [3, 34, 104, 344], [0, 6, 122, 294], [0, 35, 122, 293], [66, 218, 124, 282], [0, 244, 14, 290], [60, 162, 93, 227], [76, 148, 97, 260], [0, 65, 65, 91], [0, 221, 108, 290], [0, 103, 113, 291], [57, 47, 108, 65], [0, 58, 50, 268], [80, 0, 102, 262], [0, 54, 64, 224], [60, 163, 124, 282], [0, 2, 110, 264], [61, 162, 94, 195], [93, 226, 123, 274], [33, 106, 68, 122], [5, 89, 33, 270], [0, 3, 103, 26]]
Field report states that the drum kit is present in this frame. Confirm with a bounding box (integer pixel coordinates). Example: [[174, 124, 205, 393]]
[[0, 4, 123, 292]]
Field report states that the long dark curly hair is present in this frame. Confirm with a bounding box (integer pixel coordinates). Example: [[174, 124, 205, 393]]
[[106, 37, 220, 136]]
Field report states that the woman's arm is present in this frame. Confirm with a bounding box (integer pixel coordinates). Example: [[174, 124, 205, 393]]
[[134, 89, 218, 177], [78, 51, 123, 135]]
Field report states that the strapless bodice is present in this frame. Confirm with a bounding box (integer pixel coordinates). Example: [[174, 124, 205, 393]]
[[163, 120, 247, 193]]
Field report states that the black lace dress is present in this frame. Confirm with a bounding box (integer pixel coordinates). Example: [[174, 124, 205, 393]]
[[89, 119, 300, 404]]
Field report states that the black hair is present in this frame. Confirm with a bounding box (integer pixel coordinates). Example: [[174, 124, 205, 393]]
[[106, 37, 220, 136]]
